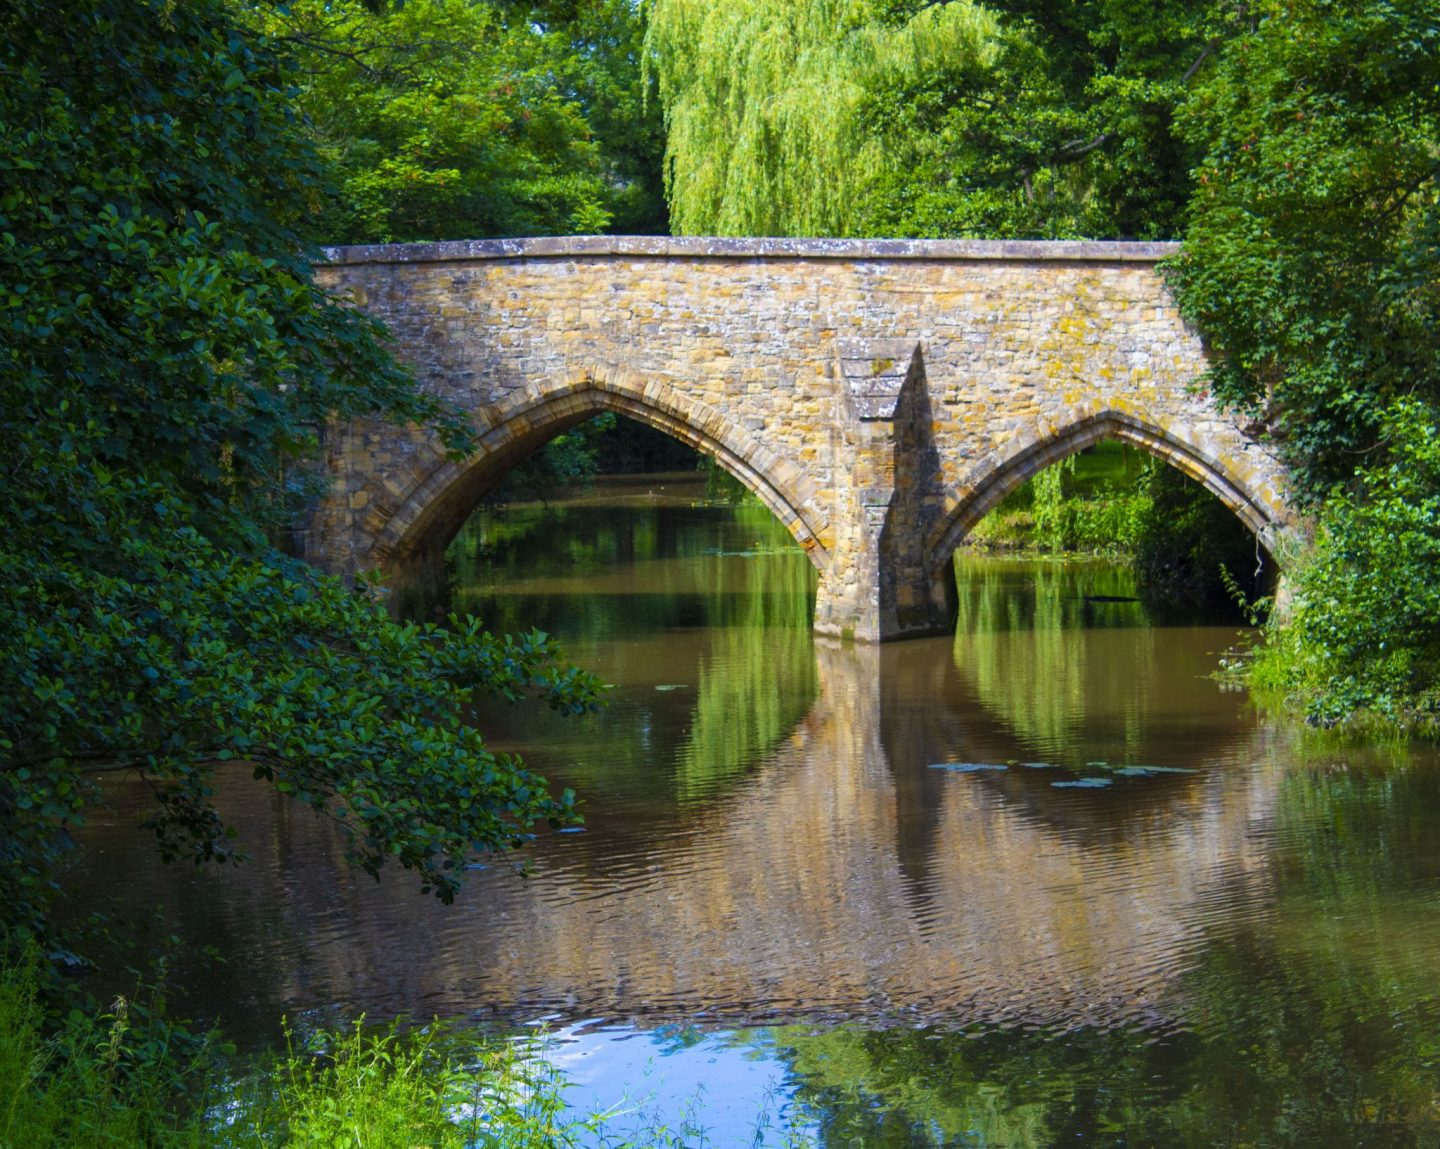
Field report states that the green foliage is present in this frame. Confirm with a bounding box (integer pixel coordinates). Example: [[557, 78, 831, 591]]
[[966, 446, 1150, 558], [526, 0, 670, 236], [645, 0, 1000, 235], [647, 0, 1239, 239], [0, 0, 600, 975], [1171, 0, 1440, 488], [490, 413, 708, 505], [0, 955, 217, 1148], [254, 0, 666, 243], [969, 478, 1131, 556], [858, 0, 1242, 239], [1132, 462, 1268, 611], [492, 413, 621, 504], [1171, 0, 1440, 725], [1028, 456, 1073, 551], [1253, 402, 1440, 732]]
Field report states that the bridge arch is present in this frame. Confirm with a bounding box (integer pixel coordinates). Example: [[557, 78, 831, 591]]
[[925, 407, 1290, 572], [367, 369, 832, 575]]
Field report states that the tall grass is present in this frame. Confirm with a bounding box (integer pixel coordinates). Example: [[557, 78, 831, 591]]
[[965, 446, 1152, 557], [0, 955, 212, 1147], [2, 960, 815, 1148], [214, 1020, 580, 1149]]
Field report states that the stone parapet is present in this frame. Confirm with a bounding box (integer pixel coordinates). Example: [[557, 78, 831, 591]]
[[323, 235, 1181, 266]]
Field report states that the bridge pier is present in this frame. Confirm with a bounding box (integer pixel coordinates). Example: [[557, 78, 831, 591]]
[[812, 341, 957, 642], [813, 532, 957, 643]]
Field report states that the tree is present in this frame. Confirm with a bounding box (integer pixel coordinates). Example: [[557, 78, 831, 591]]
[[512, 0, 670, 235], [645, 0, 1001, 236], [862, 0, 1253, 240], [1251, 402, 1440, 729], [1170, 0, 1440, 726], [252, 0, 666, 244], [0, 0, 600, 972], [1171, 0, 1440, 488], [645, 0, 1240, 240]]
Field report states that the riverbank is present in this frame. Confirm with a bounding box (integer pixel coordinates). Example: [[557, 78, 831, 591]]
[[2, 959, 808, 1148]]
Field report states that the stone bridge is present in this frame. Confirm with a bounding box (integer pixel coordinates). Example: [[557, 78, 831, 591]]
[[302, 237, 1295, 641]]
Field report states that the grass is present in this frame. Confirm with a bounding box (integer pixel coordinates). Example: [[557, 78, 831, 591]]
[[964, 443, 1152, 557], [1, 959, 815, 1148], [0, 956, 211, 1147]]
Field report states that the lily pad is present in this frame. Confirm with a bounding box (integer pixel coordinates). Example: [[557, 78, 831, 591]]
[[654, 684, 689, 692], [1112, 765, 1199, 777], [929, 762, 1008, 773], [1052, 777, 1114, 789]]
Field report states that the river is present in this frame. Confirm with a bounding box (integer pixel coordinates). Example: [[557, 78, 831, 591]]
[[71, 476, 1440, 1146]]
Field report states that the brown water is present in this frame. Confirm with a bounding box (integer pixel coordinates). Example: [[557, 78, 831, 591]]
[[70, 477, 1440, 1146]]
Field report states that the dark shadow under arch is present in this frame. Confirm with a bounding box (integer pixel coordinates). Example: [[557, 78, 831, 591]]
[[926, 410, 1285, 572], [369, 378, 832, 576]]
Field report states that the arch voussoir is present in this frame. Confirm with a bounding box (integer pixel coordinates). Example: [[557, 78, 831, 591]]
[[366, 368, 832, 574], [925, 406, 1294, 570]]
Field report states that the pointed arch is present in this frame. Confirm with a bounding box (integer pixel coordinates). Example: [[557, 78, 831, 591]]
[[925, 408, 1291, 570], [366, 368, 832, 574]]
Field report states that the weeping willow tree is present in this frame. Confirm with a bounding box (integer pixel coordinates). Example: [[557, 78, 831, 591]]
[[645, 0, 1000, 236]]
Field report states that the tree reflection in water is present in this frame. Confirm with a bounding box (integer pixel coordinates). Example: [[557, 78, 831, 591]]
[[59, 481, 1440, 1145], [772, 758, 1440, 1148]]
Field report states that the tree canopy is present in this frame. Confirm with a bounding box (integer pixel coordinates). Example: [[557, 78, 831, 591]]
[[0, 0, 600, 970], [646, 0, 1245, 239], [646, 0, 1001, 236], [1171, 0, 1440, 488], [250, 0, 666, 244]]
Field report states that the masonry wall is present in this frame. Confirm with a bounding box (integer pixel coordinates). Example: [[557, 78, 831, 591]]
[[307, 237, 1295, 641]]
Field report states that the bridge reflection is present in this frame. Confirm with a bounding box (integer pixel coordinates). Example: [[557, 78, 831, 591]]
[[67, 588, 1281, 1043]]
